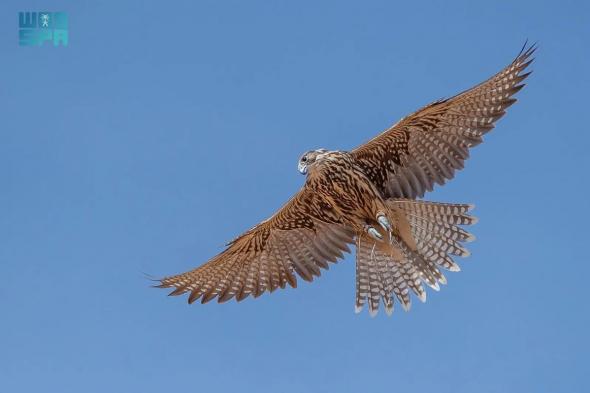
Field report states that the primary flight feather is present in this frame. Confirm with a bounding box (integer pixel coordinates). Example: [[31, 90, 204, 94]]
[[157, 44, 535, 316]]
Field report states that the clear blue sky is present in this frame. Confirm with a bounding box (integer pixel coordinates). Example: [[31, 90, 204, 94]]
[[2, 1, 589, 392]]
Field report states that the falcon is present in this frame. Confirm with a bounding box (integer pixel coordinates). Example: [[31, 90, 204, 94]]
[[157, 44, 535, 316]]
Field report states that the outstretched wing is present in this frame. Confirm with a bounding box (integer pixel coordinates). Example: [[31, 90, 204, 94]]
[[157, 186, 355, 304], [351, 44, 535, 199]]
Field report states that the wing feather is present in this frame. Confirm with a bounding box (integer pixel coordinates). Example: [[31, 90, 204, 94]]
[[351, 43, 535, 198], [157, 187, 355, 303]]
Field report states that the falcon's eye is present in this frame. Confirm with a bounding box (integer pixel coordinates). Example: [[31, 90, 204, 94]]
[[301, 156, 307, 162]]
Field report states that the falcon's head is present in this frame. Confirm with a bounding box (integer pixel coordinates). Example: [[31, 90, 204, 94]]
[[298, 148, 327, 175]]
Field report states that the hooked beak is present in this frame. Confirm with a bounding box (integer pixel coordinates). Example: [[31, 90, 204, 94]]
[[298, 162, 307, 175]]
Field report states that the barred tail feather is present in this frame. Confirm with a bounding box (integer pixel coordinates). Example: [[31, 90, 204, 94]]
[[354, 199, 477, 316]]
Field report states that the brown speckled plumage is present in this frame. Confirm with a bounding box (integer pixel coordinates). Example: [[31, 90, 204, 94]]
[[157, 44, 534, 316]]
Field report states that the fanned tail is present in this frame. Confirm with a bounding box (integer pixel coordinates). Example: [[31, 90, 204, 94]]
[[355, 200, 477, 316]]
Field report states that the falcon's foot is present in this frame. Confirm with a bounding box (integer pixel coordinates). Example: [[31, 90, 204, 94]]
[[376, 214, 392, 232], [364, 225, 383, 241]]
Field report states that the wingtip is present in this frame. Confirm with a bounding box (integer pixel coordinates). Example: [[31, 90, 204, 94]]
[[518, 39, 538, 59], [144, 271, 166, 288]]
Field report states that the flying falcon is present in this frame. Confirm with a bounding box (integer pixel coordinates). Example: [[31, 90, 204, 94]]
[[157, 44, 535, 316]]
